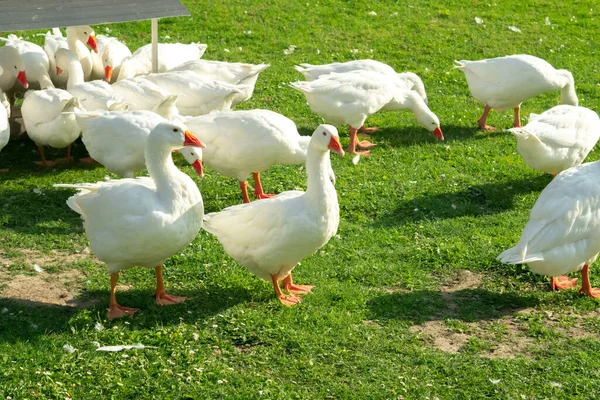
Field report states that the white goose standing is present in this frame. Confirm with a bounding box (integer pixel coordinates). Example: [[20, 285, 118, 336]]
[[184, 109, 310, 203], [498, 159, 600, 297], [55, 121, 206, 319], [45, 26, 98, 86], [203, 124, 344, 306], [508, 105, 600, 176], [455, 54, 578, 131]]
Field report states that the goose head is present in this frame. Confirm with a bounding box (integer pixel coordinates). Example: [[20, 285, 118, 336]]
[[178, 146, 205, 178], [414, 108, 443, 140], [54, 48, 79, 76], [149, 121, 206, 154], [102, 43, 129, 82], [312, 124, 344, 156], [66, 25, 98, 53], [0, 46, 28, 88]]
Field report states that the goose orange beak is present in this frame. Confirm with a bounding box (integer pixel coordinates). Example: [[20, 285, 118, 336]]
[[104, 66, 113, 82], [191, 160, 204, 178], [17, 70, 28, 89], [328, 136, 344, 156], [433, 127, 444, 141], [183, 130, 206, 148], [87, 35, 98, 53]]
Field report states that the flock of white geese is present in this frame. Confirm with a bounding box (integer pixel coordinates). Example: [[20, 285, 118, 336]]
[[1, 25, 599, 319]]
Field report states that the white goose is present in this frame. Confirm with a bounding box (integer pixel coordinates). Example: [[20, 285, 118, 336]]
[[0, 45, 28, 95], [111, 76, 171, 111], [1, 34, 53, 90], [45, 26, 98, 86], [55, 121, 206, 319], [116, 42, 208, 81], [75, 97, 193, 178], [498, 159, 600, 297], [21, 89, 81, 166], [143, 70, 247, 116], [90, 35, 132, 82], [171, 60, 270, 105], [184, 109, 311, 203], [203, 124, 344, 306], [290, 70, 443, 156], [508, 105, 600, 176], [455, 54, 578, 131], [55, 48, 125, 111], [295, 59, 428, 103]]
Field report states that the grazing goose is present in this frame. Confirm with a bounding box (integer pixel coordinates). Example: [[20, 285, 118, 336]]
[[498, 160, 600, 297], [455, 54, 578, 131], [508, 105, 600, 176], [290, 70, 442, 156], [203, 124, 344, 306], [184, 109, 310, 203], [55, 121, 206, 319], [295, 59, 428, 103]]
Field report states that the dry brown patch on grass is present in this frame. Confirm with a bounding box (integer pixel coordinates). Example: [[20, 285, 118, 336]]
[[0, 268, 98, 307], [0, 248, 98, 269]]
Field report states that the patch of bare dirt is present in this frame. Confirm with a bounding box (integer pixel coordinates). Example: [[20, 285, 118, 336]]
[[0, 269, 98, 307], [0, 248, 99, 268]]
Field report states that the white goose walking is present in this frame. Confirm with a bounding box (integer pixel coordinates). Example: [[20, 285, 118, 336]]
[[55, 121, 206, 319], [455, 54, 578, 131], [203, 124, 344, 306]]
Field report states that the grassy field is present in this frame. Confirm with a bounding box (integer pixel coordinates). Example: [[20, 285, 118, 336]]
[[2, 0, 600, 398]]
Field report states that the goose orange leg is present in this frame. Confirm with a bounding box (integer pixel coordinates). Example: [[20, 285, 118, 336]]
[[271, 274, 302, 306], [348, 126, 373, 156], [550, 275, 578, 291], [477, 104, 496, 131], [358, 125, 379, 137], [579, 265, 600, 298], [55, 145, 73, 164], [253, 172, 275, 200], [512, 107, 522, 128], [239, 180, 251, 203], [282, 274, 314, 295], [34, 146, 56, 167], [154, 265, 186, 305], [107, 272, 138, 320]]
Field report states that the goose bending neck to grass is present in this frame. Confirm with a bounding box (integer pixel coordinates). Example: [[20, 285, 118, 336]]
[[455, 54, 578, 131], [290, 71, 442, 156], [55, 121, 206, 319], [203, 124, 344, 306]]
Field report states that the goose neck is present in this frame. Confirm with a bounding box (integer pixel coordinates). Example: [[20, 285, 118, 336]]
[[145, 141, 183, 208], [66, 61, 85, 90], [305, 144, 334, 204]]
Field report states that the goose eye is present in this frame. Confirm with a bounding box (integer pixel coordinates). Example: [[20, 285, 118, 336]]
[[84, 31, 88, 35], [14, 66, 17, 69], [322, 131, 327, 136], [173, 128, 179, 132]]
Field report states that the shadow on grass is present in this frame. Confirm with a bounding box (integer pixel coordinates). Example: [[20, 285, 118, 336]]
[[299, 124, 508, 149], [0, 283, 255, 343], [367, 288, 538, 325], [374, 174, 551, 226], [0, 187, 84, 236]]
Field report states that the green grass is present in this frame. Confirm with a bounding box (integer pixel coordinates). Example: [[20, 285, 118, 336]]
[[2, 0, 600, 398]]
